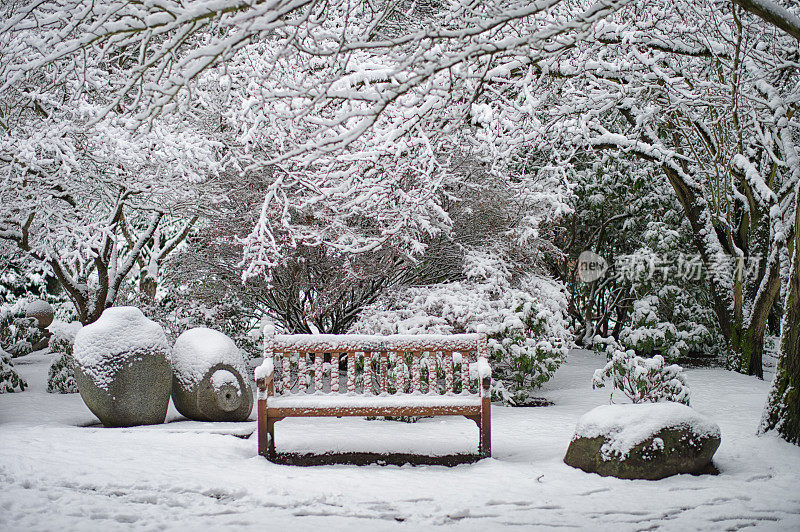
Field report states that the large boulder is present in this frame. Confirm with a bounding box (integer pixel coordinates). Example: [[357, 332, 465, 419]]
[[73, 307, 171, 427], [170, 328, 253, 422], [564, 403, 721, 480]]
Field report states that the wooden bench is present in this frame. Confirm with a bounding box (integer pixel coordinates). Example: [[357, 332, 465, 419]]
[[254, 332, 492, 462]]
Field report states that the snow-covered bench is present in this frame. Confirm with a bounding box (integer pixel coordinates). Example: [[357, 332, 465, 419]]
[[254, 332, 492, 462]]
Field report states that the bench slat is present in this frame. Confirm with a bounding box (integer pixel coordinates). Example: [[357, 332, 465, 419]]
[[282, 352, 290, 392], [330, 353, 339, 393], [412, 352, 421, 393], [380, 352, 388, 393], [298, 353, 308, 393], [347, 352, 356, 393], [427, 352, 437, 394], [314, 353, 323, 392], [364, 353, 373, 395], [445, 351, 454, 394], [395, 352, 406, 393], [461, 351, 470, 394]]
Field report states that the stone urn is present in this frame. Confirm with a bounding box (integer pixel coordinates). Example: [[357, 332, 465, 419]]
[[170, 328, 253, 422], [72, 307, 171, 427]]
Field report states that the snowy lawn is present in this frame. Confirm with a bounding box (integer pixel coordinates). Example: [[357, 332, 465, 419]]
[[2, 349, 799, 531]]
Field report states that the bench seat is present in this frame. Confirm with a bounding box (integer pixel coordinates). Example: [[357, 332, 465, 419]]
[[267, 393, 481, 417]]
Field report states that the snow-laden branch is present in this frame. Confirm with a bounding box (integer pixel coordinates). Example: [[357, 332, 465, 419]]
[[731, 0, 800, 41]]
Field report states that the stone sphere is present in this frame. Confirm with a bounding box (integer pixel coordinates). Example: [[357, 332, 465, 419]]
[[73, 307, 171, 427], [170, 328, 253, 422], [26, 299, 54, 329]]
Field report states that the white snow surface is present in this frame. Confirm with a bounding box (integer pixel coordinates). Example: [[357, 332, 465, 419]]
[[2, 349, 799, 530], [72, 307, 168, 390], [24, 299, 52, 316], [267, 394, 481, 409], [46, 319, 82, 342], [573, 403, 721, 460], [172, 327, 248, 388], [267, 333, 484, 353], [210, 370, 240, 395], [254, 357, 274, 380], [476, 357, 492, 379]]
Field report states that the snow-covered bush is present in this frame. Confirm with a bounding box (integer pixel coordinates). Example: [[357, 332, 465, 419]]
[[0, 347, 27, 393], [352, 256, 570, 404], [0, 254, 50, 306], [598, 222, 723, 362], [0, 302, 43, 357], [568, 204, 724, 363], [46, 321, 82, 394], [592, 345, 690, 405], [47, 354, 78, 394], [618, 292, 716, 362]]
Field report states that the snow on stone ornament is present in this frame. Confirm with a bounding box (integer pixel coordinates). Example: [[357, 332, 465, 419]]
[[577, 251, 608, 283], [170, 328, 253, 422], [72, 307, 172, 427], [25, 299, 54, 329]]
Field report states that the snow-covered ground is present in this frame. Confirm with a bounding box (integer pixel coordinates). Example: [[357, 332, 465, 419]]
[[2, 349, 799, 531]]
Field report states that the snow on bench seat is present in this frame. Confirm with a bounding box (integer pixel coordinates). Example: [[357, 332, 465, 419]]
[[267, 393, 481, 416], [268, 394, 481, 409]]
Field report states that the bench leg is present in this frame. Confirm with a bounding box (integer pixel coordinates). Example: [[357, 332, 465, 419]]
[[267, 417, 278, 461], [464, 413, 487, 458], [479, 397, 491, 458], [258, 401, 281, 461], [257, 399, 267, 457]]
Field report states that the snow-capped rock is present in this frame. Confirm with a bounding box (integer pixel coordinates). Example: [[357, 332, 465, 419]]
[[564, 402, 721, 479]]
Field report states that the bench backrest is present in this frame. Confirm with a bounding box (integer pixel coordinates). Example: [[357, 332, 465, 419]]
[[263, 333, 489, 396]]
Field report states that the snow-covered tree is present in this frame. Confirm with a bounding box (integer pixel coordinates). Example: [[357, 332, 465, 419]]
[[745, 0, 800, 445], [470, 0, 799, 377], [0, 112, 219, 324], [761, 180, 800, 443], [0, 1, 222, 323], [1, 0, 628, 283], [121, 215, 200, 301]]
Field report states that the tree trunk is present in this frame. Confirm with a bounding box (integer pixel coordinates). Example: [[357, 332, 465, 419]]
[[140, 275, 157, 301], [760, 189, 800, 444], [730, 325, 765, 379], [661, 163, 778, 377], [761, 302, 800, 444]]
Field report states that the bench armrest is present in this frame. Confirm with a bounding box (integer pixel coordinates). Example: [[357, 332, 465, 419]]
[[254, 358, 275, 398]]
